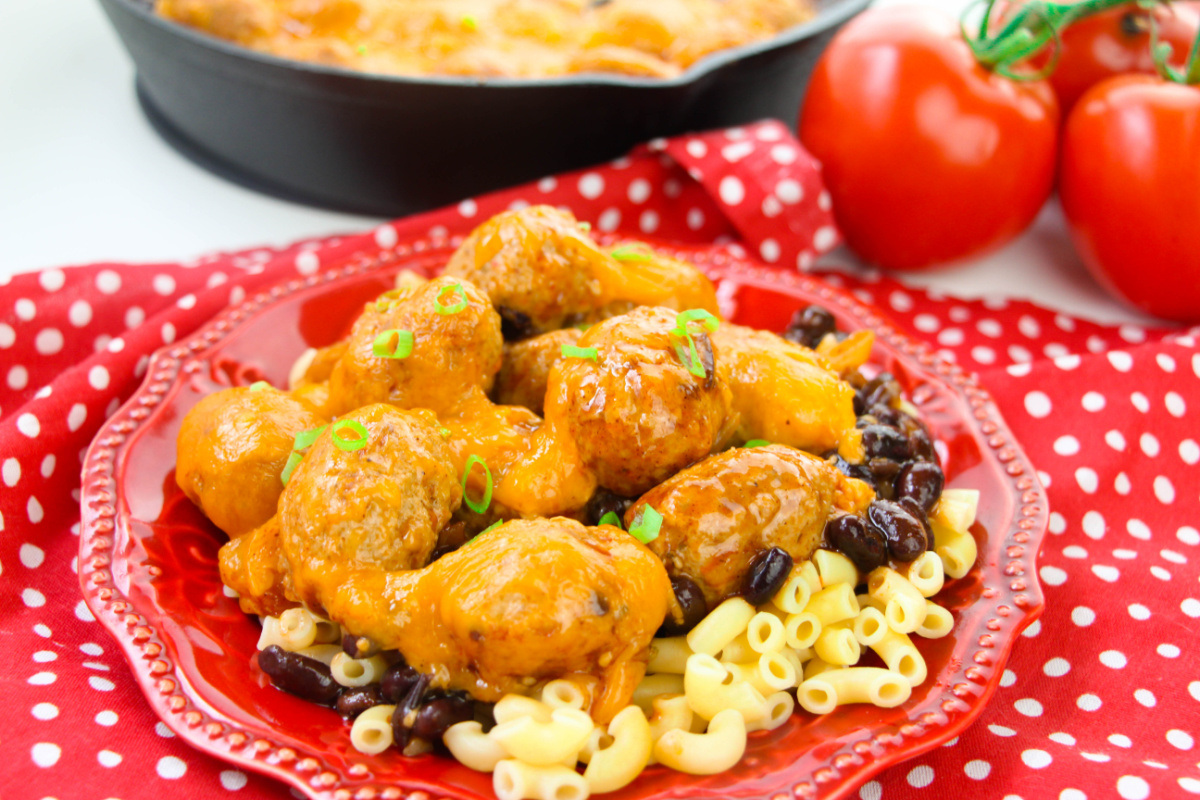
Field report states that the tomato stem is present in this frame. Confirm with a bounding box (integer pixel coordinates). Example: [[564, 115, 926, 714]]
[[964, 0, 1139, 79], [1151, 9, 1200, 84]]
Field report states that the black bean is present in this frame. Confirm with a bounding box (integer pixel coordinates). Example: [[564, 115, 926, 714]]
[[658, 575, 708, 637], [391, 672, 432, 752], [497, 305, 536, 342], [741, 547, 794, 605], [413, 694, 474, 742], [584, 489, 635, 528], [861, 374, 900, 409], [337, 685, 385, 718], [869, 403, 901, 426], [474, 702, 497, 733], [861, 424, 911, 461], [897, 497, 935, 552], [853, 393, 868, 416], [824, 515, 888, 572], [258, 645, 340, 706], [908, 427, 936, 462], [830, 454, 876, 488], [867, 500, 927, 562], [342, 632, 380, 659], [381, 662, 422, 703], [429, 543, 458, 563], [895, 462, 945, 512], [783, 305, 838, 349]]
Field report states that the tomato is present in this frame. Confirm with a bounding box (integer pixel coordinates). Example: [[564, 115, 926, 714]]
[[1059, 75, 1200, 322], [1041, 2, 1200, 113], [799, 5, 1059, 271]]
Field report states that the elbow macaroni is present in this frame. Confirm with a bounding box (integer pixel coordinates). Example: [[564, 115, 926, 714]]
[[867, 567, 928, 633], [349, 704, 396, 755], [686, 597, 755, 656], [583, 706, 652, 794], [653, 709, 747, 775]]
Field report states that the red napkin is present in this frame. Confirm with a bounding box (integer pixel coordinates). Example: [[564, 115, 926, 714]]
[[2, 120, 1198, 800]]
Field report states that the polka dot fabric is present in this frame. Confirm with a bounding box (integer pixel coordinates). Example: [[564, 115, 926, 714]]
[[2, 121, 1197, 800]]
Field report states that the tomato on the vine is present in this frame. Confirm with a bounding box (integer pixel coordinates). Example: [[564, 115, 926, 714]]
[[1059, 75, 1200, 322], [1041, 1, 1199, 112], [799, 5, 1059, 271]]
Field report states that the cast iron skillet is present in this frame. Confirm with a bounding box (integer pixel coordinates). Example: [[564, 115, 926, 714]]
[[98, 0, 870, 216]]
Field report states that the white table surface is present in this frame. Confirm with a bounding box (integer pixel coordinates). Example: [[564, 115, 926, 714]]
[[0, 0, 1156, 327]]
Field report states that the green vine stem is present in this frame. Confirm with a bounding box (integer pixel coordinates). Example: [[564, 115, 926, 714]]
[[1152, 11, 1200, 83], [963, 0, 1142, 80]]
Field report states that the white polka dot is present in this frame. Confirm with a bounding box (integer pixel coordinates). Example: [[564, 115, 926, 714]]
[[1191, 681, 1200, 701], [75, 600, 94, 621], [2, 457, 19, 487], [1015, 698, 1043, 716], [1082, 752, 1111, 762], [638, 209, 659, 234], [374, 225, 397, 248], [592, 208, 618, 233], [1099, 650, 1127, 669], [1154, 475, 1175, 503], [1164, 392, 1186, 419], [125, 306, 145, 328], [964, 760, 991, 779], [761, 194, 782, 217], [153, 274, 176, 295], [22, 588, 45, 607], [1161, 548, 1187, 564], [95, 710, 118, 726], [1091, 564, 1119, 582], [1119, 324, 1146, 343], [27, 672, 56, 685], [1022, 619, 1042, 637], [813, 226, 838, 252], [80, 643, 103, 656], [1180, 777, 1200, 795], [971, 346, 996, 364], [1043, 657, 1070, 676], [155, 722, 175, 738], [20, 544, 44, 568], [1082, 511, 1106, 539], [0, 323, 13, 349], [31, 703, 58, 720], [537, 176, 556, 193], [37, 269, 66, 292], [1007, 362, 1033, 377], [1061, 790, 1087, 800], [1025, 391, 1052, 418], [33, 624, 51, 638], [1125, 519, 1151, 540], [938, 328, 965, 346], [1134, 689, 1156, 707], [685, 139, 707, 158], [294, 251, 319, 275], [1167, 729, 1194, 750], [35, 328, 64, 355], [1018, 315, 1040, 337], [1049, 732, 1076, 746], [67, 403, 87, 432], [88, 365, 110, 390], [1077, 693, 1102, 711], [8, 365, 28, 391], [89, 676, 114, 691], [1182, 598, 1200, 617], [756, 239, 781, 263], [1049, 512, 1066, 534], [1157, 643, 1180, 659], [769, 143, 797, 165], [627, 178, 651, 204], [157, 756, 187, 779], [1009, 344, 1032, 362], [1039, 565, 1067, 586], [1054, 435, 1080, 456], [719, 176, 746, 206], [859, 781, 881, 800], [774, 178, 802, 205], [1108, 351, 1133, 371], [1076, 468, 1099, 494], [818, 190, 832, 210], [1080, 391, 1105, 412], [686, 208, 705, 231], [1178, 526, 1199, 546], [457, 198, 477, 218], [1113, 472, 1131, 495], [1047, 344, 1072, 360], [15, 298, 36, 321], [220, 770, 249, 791], [1117, 776, 1149, 800], [1104, 430, 1126, 451], [93, 334, 111, 353], [1107, 734, 1132, 748], [989, 724, 1016, 737], [975, 319, 1001, 338], [96, 270, 121, 294], [31, 743, 61, 768], [1127, 603, 1150, 620], [1000, 669, 1017, 687], [906, 765, 933, 788], [32, 650, 56, 663], [1022, 749, 1052, 768], [67, 299, 93, 328], [913, 314, 939, 333], [97, 750, 122, 767], [1063, 545, 1088, 559], [1131, 391, 1150, 413], [26, 497, 43, 523]]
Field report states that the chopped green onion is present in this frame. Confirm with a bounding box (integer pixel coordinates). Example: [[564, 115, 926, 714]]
[[280, 451, 303, 486], [578, 221, 592, 232], [479, 520, 502, 536], [744, 439, 770, 448], [598, 511, 623, 529], [439, 427, 451, 439], [331, 419, 369, 452], [610, 244, 653, 262], [573, 322, 592, 332], [434, 283, 469, 315], [671, 309, 720, 337], [293, 425, 327, 453], [669, 308, 719, 379], [356, 44, 367, 54], [627, 505, 662, 544], [249, 381, 271, 392], [462, 15, 477, 30], [672, 336, 707, 379], [461, 455, 493, 515], [561, 344, 599, 361], [372, 329, 414, 359]]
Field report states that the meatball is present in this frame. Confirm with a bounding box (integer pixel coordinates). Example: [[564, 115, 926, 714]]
[[327, 276, 502, 415], [218, 515, 296, 617], [546, 306, 732, 497], [278, 404, 461, 610], [627, 444, 874, 605], [324, 518, 672, 723], [598, 246, 720, 317], [175, 387, 326, 538], [444, 206, 610, 334], [493, 328, 581, 415], [712, 323, 857, 457]]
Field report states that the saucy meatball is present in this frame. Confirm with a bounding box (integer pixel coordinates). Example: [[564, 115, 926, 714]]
[[712, 323, 858, 457], [627, 444, 874, 605], [325, 517, 672, 723], [493, 328, 581, 415], [327, 276, 502, 415], [176, 386, 326, 538], [218, 515, 296, 617], [546, 306, 733, 497], [279, 404, 461, 610]]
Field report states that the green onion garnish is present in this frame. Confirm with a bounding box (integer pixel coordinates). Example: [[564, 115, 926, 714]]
[[578, 221, 592, 232], [627, 505, 662, 544], [671, 309, 720, 337], [744, 439, 770, 448], [561, 344, 599, 361], [672, 337, 707, 379], [461, 455, 493, 515], [598, 511, 623, 529], [249, 381, 271, 392], [610, 244, 653, 262], [356, 44, 367, 55], [462, 15, 477, 30], [434, 283, 469, 315], [293, 425, 327, 453], [479, 520, 502, 536], [280, 451, 303, 487], [669, 308, 720, 379], [331, 419, 369, 452], [439, 427, 451, 439], [372, 329, 414, 359]]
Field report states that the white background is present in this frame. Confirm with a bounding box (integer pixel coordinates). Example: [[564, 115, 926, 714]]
[[0, 0, 1156, 326]]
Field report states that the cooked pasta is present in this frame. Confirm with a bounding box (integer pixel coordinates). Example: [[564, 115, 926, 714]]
[[803, 583, 860, 626], [867, 567, 928, 633], [900, 551, 945, 598], [582, 706, 652, 794], [350, 704, 396, 755], [869, 628, 927, 687], [686, 597, 756, 657], [653, 709, 748, 775]]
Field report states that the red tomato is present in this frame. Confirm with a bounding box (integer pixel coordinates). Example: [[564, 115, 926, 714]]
[[1042, 2, 1200, 113], [1059, 75, 1200, 322], [799, 5, 1059, 271]]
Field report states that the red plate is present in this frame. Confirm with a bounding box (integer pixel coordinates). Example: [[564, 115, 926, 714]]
[[79, 239, 1047, 800]]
